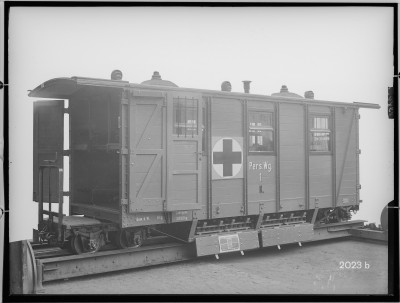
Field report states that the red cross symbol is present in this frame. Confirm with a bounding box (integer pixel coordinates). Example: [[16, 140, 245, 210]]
[[213, 139, 242, 177]]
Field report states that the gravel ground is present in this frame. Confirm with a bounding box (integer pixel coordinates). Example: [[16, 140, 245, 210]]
[[43, 238, 388, 295]]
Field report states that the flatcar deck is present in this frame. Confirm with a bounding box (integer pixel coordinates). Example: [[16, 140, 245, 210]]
[[42, 237, 389, 295], [28, 220, 385, 293]]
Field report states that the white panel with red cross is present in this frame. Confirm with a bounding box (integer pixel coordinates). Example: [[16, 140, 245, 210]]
[[211, 137, 243, 180]]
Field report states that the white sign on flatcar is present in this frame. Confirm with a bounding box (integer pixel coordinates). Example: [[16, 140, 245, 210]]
[[218, 234, 241, 253], [212, 137, 243, 180]]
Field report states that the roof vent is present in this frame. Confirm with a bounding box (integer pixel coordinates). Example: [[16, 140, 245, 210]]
[[271, 85, 303, 98], [141, 71, 178, 87], [243, 80, 251, 94], [111, 70, 123, 80], [221, 81, 232, 92], [304, 91, 314, 99], [151, 71, 162, 80], [280, 85, 289, 93]]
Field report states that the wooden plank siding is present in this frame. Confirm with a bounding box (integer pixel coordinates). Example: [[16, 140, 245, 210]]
[[211, 98, 243, 136], [166, 92, 202, 212], [33, 100, 65, 203], [128, 96, 165, 213], [335, 108, 357, 207], [211, 98, 244, 218], [247, 155, 276, 214], [308, 105, 332, 115], [279, 103, 306, 212], [246, 100, 276, 215], [308, 106, 333, 210], [120, 86, 362, 227], [199, 154, 208, 220], [309, 155, 333, 209], [169, 139, 201, 211], [201, 98, 211, 220]]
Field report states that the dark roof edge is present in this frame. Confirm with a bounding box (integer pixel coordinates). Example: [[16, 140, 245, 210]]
[[28, 77, 380, 110], [129, 83, 381, 109]]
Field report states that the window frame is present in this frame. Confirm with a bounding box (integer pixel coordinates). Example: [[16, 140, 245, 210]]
[[309, 114, 332, 154], [172, 97, 199, 137], [248, 110, 275, 154]]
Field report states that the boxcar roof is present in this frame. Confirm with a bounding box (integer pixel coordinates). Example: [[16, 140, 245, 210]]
[[29, 76, 380, 109]]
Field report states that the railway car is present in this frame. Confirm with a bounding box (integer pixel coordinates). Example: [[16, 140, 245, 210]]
[[29, 70, 380, 255]]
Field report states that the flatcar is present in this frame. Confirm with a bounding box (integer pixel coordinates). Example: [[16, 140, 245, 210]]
[[29, 70, 379, 255]]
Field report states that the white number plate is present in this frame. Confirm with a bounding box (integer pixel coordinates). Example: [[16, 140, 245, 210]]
[[218, 234, 240, 253]]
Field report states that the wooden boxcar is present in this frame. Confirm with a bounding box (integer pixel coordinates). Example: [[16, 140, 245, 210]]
[[30, 71, 379, 254]]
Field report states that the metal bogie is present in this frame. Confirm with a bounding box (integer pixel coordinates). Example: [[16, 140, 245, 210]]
[[70, 234, 104, 254], [111, 228, 147, 249], [69, 228, 106, 253]]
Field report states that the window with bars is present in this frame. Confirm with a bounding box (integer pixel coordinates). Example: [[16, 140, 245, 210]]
[[309, 116, 331, 152], [249, 111, 274, 152], [173, 98, 198, 136]]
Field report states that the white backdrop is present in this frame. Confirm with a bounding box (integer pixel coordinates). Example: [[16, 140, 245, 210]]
[[8, 6, 394, 242]]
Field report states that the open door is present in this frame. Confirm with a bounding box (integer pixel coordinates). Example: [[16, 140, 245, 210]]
[[166, 92, 202, 211], [33, 100, 64, 203]]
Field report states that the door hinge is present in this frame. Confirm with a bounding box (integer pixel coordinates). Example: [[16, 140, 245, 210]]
[[357, 184, 362, 190], [121, 199, 128, 205], [63, 150, 71, 156]]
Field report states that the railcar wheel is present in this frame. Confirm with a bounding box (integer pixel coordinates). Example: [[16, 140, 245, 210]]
[[70, 234, 104, 254], [69, 236, 77, 254], [71, 235, 84, 254], [48, 235, 58, 246], [112, 229, 143, 249]]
